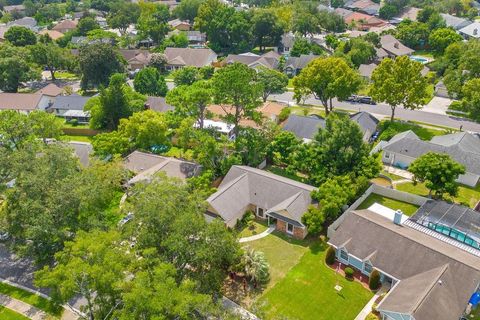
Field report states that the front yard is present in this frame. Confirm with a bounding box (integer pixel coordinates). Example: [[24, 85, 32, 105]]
[[357, 193, 420, 216]]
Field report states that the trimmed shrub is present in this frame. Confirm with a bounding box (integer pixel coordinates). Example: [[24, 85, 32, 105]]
[[344, 267, 354, 279], [278, 107, 291, 122], [325, 246, 336, 266], [369, 269, 381, 290]]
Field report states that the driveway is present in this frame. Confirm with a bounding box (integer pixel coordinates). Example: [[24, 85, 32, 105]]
[[421, 97, 454, 115]]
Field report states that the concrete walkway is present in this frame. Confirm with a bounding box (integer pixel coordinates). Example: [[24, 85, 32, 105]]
[[239, 226, 275, 243], [383, 165, 413, 180], [354, 287, 387, 320], [421, 96, 453, 115], [222, 297, 259, 320], [0, 293, 48, 320]]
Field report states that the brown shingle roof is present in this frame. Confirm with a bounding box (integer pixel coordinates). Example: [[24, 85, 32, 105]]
[[52, 19, 78, 31], [39, 29, 64, 40], [0, 93, 42, 111], [164, 47, 217, 67], [36, 83, 63, 97]]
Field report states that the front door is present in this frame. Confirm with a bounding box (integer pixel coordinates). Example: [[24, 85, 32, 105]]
[[267, 215, 277, 226]]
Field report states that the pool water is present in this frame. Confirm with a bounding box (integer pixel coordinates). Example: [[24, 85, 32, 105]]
[[410, 55, 429, 64]]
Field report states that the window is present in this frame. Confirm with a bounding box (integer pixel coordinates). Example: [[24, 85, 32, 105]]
[[257, 207, 264, 218], [286, 223, 294, 234], [340, 249, 348, 261], [384, 152, 390, 159], [364, 263, 373, 274]]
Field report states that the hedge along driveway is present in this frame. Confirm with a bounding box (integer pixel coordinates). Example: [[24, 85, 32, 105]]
[[258, 242, 373, 320]]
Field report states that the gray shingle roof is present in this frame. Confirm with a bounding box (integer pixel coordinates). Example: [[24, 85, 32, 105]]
[[145, 96, 174, 113], [282, 114, 325, 141], [440, 13, 472, 30], [285, 54, 319, 70], [329, 209, 480, 320], [224, 53, 279, 69], [207, 166, 315, 227], [382, 131, 480, 175], [50, 95, 90, 111], [459, 22, 480, 38], [350, 111, 379, 138], [380, 35, 414, 57], [164, 47, 217, 67]]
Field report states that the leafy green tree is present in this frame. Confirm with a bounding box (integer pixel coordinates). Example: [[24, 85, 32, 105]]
[[166, 80, 213, 128], [235, 125, 278, 167], [256, 66, 288, 102], [0, 44, 39, 92], [290, 38, 312, 57], [91, 131, 132, 157], [266, 130, 300, 165], [379, 3, 398, 19], [242, 248, 270, 287], [137, 2, 170, 44], [0, 110, 35, 150], [409, 152, 465, 198], [292, 9, 319, 36], [293, 57, 360, 114], [172, 66, 199, 86], [107, 2, 140, 35], [396, 20, 429, 49], [317, 10, 346, 33], [336, 38, 376, 67], [76, 16, 100, 36], [35, 230, 131, 319], [34, 3, 64, 24], [301, 206, 325, 234], [173, 0, 204, 22], [462, 78, 480, 121], [78, 43, 126, 90], [195, 0, 252, 53], [134, 67, 168, 97], [211, 62, 262, 135], [148, 52, 168, 72], [429, 28, 463, 54], [5, 26, 36, 46], [127, 175, 242, 294], [251, 9, 283, 52], [119, 110, 169, 150], [29, 110, 63, 143], [369, 56, 428, 121], [28, 42, 72, 80]]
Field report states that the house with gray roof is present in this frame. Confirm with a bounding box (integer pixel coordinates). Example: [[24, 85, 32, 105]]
[[282, 114, 326, 142], [284, 54, 320, 76], [124, 150, 201, 184], [379, 130, 480, 186], [328, 206, 480, 320], [164, 47, 217, 71], [277, 33, 295, 55], [224, 52, 280, 70], [460, 21, 480, 39], [350, 111, 379, 142], [377, 35, 414, 59], [206, 165, 316, 238], [441, 13, 472, 30], [48, 94, 90, 116]]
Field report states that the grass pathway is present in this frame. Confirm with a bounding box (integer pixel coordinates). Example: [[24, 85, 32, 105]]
[[0, 293, 48, 320]]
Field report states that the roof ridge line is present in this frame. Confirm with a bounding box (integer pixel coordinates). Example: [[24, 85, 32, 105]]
[[207, 173, 248, 202], [411, 264, 449, 314]]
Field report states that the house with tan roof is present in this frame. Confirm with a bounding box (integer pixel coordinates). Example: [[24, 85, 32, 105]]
[[164, 47, 217, 71], [119, 49, 151, 70], [0, 93, 53, 113], [206, 165, 316, 238], [224, 52, 280, 70], [35, 83, 64, 97], [168, 18, 191, 31], [52, 19, 78, 34], [335, 8, 387, 30], [39, 29, 64, 40], [376, 34, 414, 59]]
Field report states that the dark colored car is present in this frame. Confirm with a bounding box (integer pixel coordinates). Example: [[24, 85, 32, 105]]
[[358, 96, 376, 105]]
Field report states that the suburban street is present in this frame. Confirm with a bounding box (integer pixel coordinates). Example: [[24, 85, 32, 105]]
[[271, 92, 480, 132]]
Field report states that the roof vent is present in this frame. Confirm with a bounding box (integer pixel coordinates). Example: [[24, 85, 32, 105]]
[[438, 280, 443, 285], [394, 210, 403, 225], [394, 42, 399, 49], [474, 28, 478, 36]]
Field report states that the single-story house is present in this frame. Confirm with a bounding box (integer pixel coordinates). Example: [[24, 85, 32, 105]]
[[206, 165, 316, 238], [376, 34, 414, 60], [145, 96, 174, 113], [335, 8, 387, 31], [277, 33, 295, 55], [282, 114, 326, 142], [350, 111, 379, 142], [328, 205, 480, 320], [345, 0, 380, 16], [124, 150, 201, 184], [168, 18, 191, 31], [0, 93, 52, 113], [284, 54, 320, 76], [47, 94, 90, 116], [379, 130, 480, 186], [68, 141, 93, 166], [39, 29, 64, 40], [52, 19, 78, 34], [3, 4, 25, 14], [460, 22, 480, 39], [164, 47, 217, 71], [167, 30, 207, 45], [224, 52, 280, 70], [398, 6, 420, 21], [358, 63, 377, 79], [35, 83, 64, 97], [7, 17, 37, 29], [119, 49, 151, 70], [441, 13, 472, 30], [200, 119, 236, 139]]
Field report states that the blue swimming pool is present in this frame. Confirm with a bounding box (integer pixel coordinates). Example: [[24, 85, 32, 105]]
[[410, 55, 429, 64]]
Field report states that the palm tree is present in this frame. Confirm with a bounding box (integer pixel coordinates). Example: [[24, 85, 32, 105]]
[[242, 248, 270, 288]]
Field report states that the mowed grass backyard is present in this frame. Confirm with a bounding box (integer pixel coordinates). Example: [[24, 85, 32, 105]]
[[256, 241, 373, 320], [357, 194, 420, 216], [0, 306, 29, 320], [396, 182, 480, 208]]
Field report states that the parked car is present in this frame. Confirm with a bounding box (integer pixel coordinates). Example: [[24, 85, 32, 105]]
[[358, 96, 376, 105], [345, 95, 359, 102]]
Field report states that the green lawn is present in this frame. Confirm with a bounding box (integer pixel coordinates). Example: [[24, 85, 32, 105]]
[[265, 165, 307, 184], [0, 306, 29, 320], [61, 135, 92, 143], [0, 282, 62, 317], [54, 71, 79, 80], [257, 242, 373, 320], [378, 120, 446, 141], [289, 105, 326, 118], [396, 182, 480, 208], [421, 83, 435, 105], [381, 171, 405, 181], [357, 193, 419, 216], [238, 220, 269, 238]]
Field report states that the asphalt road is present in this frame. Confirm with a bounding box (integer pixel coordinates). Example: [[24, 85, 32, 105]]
[[271, 92, 480, 133]]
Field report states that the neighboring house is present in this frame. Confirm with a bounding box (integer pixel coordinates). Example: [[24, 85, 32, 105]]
[[145, 96, 174, 113], [200, 119, 236, 139], [3, 4, 25, 15], [350, 111, 379, 142], [358, 63, 377, 79], [379, 130, 480, 186], [168, 18, 191, 31], [282, 114, 325, 142], [52, 19, 78, 34], [284, 54, 319, 76], [164, 47, 217, 70], [345, 0, 380, 16], [36, 83, 64, 97], [119, 49, 151, 70], [95, 16, 107, 28], [39, 29, 64, 40], [328, 199, 480, 320], [68, 142, 93, 166], [48, 94, 90, 116], [7, 17, 37, 29], [206, 165, 316, 238], [398, 7, 420, 21], [168, 30, 207, 45], [441, 13, 472, 30], [335, 8, 387, 30], [0, 93, 51, 113], [0, 25, 8, 42], [224, 52, 280, 70], [277, 33, 295, 55], [124, 150, 201, 184], [258, 101, 286, 123], [206, 104, 261, 130], [460, 22, 480, 39], [376, 34, 414, 60]]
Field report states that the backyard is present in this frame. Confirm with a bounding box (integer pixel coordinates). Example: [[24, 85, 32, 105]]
[[0, 306, 29, 320], [357, 193, 420, 216]]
